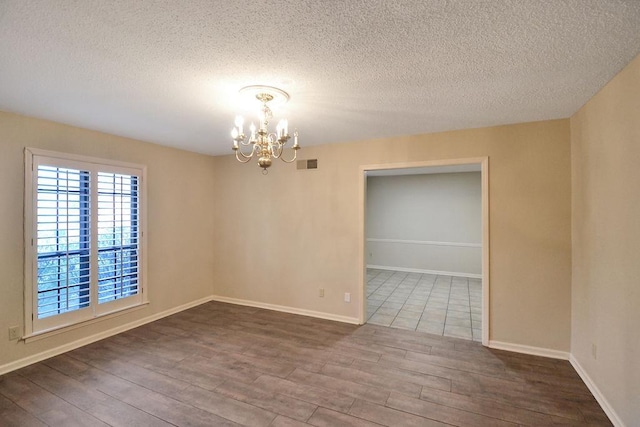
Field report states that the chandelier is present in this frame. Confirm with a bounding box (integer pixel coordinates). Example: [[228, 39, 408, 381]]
[[231, 85, 300, 173]]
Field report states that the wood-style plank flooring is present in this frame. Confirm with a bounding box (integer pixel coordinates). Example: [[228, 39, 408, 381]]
[[0, 301, 611, 426]]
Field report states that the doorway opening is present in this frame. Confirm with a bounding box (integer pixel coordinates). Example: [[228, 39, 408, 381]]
[[358, 158, 489, 346]]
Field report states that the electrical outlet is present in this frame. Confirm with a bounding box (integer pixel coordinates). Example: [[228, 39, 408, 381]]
[[344, 292, 351, 303], [319, 288, 324, 297], [8, 326, 20, 341], [591, 343, 597, 359]]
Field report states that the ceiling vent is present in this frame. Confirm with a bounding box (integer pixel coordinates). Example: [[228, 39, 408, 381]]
[[297, 159, 318, 170]]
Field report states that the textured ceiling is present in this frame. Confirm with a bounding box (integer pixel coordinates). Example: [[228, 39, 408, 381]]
[[1, 1, 640, 156]]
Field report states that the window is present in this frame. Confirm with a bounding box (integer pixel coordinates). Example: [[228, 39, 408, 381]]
[[25, 148, 147, 336]]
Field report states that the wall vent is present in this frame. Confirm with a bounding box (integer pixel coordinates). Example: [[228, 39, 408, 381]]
[[297, 159, 318, 170]]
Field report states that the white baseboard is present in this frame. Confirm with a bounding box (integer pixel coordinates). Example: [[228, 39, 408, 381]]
[[570, 355, 623, 427], [367, 264, 482, 279], [0, 295, 215, 376], [210, 295, 360, 325], [488, 340, 570, 360]]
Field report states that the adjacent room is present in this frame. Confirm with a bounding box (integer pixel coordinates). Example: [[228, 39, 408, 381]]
[[1, 1, 639, 426], [365, 165, 484, 341]]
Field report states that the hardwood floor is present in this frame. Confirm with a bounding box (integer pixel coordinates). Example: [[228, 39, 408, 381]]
[[0, 301, 611, 426]]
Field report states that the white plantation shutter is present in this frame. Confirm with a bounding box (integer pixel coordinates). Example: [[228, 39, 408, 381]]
[[97, 172, 140, 304], [36, 166, 91, 319], [25, 149, 146, 335]]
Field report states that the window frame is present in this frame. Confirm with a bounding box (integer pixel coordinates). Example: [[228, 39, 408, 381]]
[[24, 148, 148, 338]]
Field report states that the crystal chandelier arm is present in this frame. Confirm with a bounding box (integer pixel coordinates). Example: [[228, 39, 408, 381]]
[[278, 130, 300, 163], [233, 138, 257, 161], [278, 147, 299, 163], [234, 149, 253, 163], [270, 136, 285, 159], [233, 131, 254, 147]]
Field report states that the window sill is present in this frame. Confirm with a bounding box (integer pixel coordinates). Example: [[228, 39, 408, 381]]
[[22, 301, 149, 344]]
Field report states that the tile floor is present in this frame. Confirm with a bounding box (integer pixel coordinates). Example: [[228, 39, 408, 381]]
[[366, 269, 482, 341]]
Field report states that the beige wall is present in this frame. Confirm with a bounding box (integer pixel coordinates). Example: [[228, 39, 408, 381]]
[[570, 53, 640, 425], [213, 120, 572, 351], [367, 172, 482, 276], [0, 111, 216, 370]]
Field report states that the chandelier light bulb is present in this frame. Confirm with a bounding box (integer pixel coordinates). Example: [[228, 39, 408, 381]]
[[234, 115, 244, 135], [277, 119, 288, 137]]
